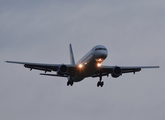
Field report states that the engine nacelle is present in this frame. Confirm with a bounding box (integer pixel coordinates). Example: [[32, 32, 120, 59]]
[[111, 66, 122, 78], [59, 64, 68, 73]]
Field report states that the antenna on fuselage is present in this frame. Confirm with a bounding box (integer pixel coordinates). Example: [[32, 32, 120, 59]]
[[69, 44, 75, 65]]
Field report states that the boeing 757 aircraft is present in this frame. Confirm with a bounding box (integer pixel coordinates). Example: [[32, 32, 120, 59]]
[[5, 44, 159, 87]]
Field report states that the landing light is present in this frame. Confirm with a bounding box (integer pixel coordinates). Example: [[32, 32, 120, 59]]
[[97, 63, 102, 67], [96, 58, 103, 62], [78, 64, 83, 68], [98, 59, 102, 61]]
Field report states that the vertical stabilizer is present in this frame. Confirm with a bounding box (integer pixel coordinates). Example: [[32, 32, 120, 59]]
[[69, 44, 75, 65]]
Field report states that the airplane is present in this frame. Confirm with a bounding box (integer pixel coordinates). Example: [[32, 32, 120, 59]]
[[5, 44, 159, 87]]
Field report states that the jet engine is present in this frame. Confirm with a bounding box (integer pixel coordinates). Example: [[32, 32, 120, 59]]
[[57, 65, 68, 76], [111, 66, 122, 78], [60, 65, 68, 73]]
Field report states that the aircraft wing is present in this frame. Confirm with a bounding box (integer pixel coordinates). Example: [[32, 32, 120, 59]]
[[5, 61, 77, 75], [92, 65, 159, 78]]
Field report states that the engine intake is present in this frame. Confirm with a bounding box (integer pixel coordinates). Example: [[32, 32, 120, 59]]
[[111, 66, 122, 78], [59, 65, 68, 73]]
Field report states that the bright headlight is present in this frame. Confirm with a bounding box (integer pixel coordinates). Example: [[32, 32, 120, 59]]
[[78, 64, 83, 68]]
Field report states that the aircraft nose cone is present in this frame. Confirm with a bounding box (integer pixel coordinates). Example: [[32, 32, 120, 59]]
[[102, 52, 108, 58], [101, 52, 107, 58], [95, 50, 108, 59]]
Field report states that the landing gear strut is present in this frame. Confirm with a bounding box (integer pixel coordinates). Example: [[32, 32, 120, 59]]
[[67, 76, 74, 86], [97, 73, 104, 87]]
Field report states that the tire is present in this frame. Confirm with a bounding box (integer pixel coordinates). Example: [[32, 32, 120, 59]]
[[97, 81, 100, 87], [101, 81, 104, 87]]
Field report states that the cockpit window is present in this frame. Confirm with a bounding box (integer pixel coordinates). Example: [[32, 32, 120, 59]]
[[102, 48, 107, 50], [95, 48, 107, 51]]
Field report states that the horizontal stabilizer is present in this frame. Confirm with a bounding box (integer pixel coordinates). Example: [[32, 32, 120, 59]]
[[40, 73, 68, 77]]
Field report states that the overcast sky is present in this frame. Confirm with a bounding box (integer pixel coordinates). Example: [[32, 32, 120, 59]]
[[1, 0, 165, 120]]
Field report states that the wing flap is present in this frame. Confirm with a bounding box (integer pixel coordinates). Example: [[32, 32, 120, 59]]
[[24, 64, 52, 72]]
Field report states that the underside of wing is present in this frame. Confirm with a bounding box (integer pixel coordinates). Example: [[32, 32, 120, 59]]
[[5, 61, 78, 76], [92, 65, 159, 78]]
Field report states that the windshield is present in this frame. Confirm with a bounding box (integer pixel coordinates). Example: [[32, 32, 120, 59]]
[[95, 48, 107, 51]]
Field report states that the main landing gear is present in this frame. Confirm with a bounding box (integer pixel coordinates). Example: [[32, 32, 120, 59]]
[[97, 75, 104, 87], [97, 81, 104, 87], [67, 80, 73, 86]]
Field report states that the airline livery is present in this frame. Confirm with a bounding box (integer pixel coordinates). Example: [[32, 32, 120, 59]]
[[5, 44, 159, 87]]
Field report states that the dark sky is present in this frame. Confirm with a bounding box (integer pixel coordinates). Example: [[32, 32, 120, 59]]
[[0, 0, 165, 120]]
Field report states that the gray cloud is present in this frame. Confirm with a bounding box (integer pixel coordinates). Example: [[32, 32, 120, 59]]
[[0, 0, 165, 120]]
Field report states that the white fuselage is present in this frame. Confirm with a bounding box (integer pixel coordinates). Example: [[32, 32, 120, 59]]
[[71, 45, 108, 82]]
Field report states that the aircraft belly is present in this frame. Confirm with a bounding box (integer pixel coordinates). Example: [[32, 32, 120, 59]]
[[73, 55, 99, 82], [73, 63, 97, 82]]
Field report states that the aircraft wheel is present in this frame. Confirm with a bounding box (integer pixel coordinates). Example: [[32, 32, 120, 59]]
[[67, 81, 73, 86], [70, 81, 73, 86], [67, 81, 70, 86], [101, 81, 104, 87], [97, 81, 100, 87], [97, 81, 104, 87]]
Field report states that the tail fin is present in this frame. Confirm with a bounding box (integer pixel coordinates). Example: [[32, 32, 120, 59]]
[[69, 44, 75, 65]]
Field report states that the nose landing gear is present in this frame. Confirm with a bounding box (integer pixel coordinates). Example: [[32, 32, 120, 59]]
[[97, 74, 104, 87]]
